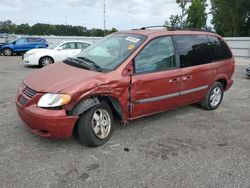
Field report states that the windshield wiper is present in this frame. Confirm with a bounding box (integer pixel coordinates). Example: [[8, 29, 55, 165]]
[[77, 57, 102, 72], [66, 57, 102, 72], [65, 57, 92, 70]]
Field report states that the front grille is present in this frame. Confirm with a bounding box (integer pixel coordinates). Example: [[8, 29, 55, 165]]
[[18, 95, 29, 105], [17, 86, 38, 106], [23, 87, 37, 98]]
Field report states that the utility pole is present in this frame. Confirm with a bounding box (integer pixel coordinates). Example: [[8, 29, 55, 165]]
[[103, 0, 106, 36]]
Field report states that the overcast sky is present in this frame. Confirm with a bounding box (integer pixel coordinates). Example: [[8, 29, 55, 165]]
[[0, 0, 212, 30]]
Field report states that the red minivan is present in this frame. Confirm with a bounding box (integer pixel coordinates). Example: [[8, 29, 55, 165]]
[[16, 28, 235, 147]]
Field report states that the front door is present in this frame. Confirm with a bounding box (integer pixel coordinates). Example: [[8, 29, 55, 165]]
[[14, 37, 28, 52], [54, 42, 76, 61], [130, 36, 181, 118]]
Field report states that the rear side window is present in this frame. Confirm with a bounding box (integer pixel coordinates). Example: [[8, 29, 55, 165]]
[[174, 35, 211, 68], [76, 42, 90, 49], [27, 38, 42, 43], [134, 36, 176, 74], [208, 36, 232, 61]]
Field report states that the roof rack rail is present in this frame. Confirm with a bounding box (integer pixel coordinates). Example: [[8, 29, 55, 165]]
[[132, 25, 214, 33], [166, 27, 214, 32], [132, 26, 167, 30], [140, 26, 167, 30]]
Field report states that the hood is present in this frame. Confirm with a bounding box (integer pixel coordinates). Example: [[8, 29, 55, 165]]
[[25, 48, 51, 55], [24, 62, 102, 93]]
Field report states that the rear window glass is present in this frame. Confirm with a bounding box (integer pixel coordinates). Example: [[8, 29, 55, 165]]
[[174, 35, 212, 68], [208, 36, 232, 61]]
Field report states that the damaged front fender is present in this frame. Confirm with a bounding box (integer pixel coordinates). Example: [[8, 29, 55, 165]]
[[70, 97, 100, 116]]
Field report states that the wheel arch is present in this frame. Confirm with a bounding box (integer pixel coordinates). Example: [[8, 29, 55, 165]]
[[216, 78, 227, 89], [214, 74, 228, 89], [69, 95, 123, 121]]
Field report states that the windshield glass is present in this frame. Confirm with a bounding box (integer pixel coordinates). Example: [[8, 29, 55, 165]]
[[74, 33, 146, 71], [8, 37, 20, 43]]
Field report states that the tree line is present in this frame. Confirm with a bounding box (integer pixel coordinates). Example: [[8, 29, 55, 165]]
[[165, 0, 250, 37], [0, 20, 117, 37]]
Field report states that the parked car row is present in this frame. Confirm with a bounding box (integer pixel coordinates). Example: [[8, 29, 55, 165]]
[[0, 37, 48, 55], [16, 28, 236, 147], [22, 41, 91, 67], [0, 36, 92, 67]]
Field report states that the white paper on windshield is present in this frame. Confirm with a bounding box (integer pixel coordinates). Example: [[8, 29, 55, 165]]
[[125, 36, 140, 43]]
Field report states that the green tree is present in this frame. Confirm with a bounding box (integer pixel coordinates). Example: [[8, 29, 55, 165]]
[[211, 0, 250, 37], [16, 23, 31, 35], [164, 15, 182, 27], [0, 20, 118, 37], [164, 0, 191, 28], [176, 0, 189, 26], [186, 0, 207, 28], [0, 20, 17, 33]]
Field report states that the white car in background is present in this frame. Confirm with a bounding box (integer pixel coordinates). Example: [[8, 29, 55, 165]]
[[22, 41, 91, 67]]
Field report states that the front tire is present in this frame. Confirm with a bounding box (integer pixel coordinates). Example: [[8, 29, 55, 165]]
[[200, 82, 224, 110], [77, 102, 113, 147], [3, 48, 12, 56]]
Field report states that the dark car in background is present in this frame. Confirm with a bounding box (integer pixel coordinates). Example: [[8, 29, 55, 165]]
[[247, 64, 250, 77], [0, 37, 48, 56]]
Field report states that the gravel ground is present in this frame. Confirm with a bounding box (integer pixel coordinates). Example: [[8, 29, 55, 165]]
[[0, 56, 250, 188]]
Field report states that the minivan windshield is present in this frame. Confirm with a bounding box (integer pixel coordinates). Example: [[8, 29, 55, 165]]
[[70, 33, 146, 71]]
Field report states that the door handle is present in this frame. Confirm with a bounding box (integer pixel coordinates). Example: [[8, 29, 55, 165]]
[[169, 78, 179, 83], [183, 76, 192, 81]]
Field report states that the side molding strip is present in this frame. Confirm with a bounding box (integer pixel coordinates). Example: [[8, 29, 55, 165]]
[[135, 85, 208, 104], [136, 92, 179, 104], [180, 85, 208, 95]]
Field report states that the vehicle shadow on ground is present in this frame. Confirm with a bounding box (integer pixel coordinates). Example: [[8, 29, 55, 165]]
[[23, 65, 40, 69], [113, 104, 201, 131]]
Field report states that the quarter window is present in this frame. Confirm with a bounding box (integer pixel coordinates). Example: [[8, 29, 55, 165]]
[[208, 36, 232, 61], [174, 35, 211, 68], [134, 36, 176, 74]]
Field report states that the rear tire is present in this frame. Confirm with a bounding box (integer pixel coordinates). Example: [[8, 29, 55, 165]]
[[3, 48, 12, 56], [77, 102, 113, 147], [200, 82, 224, 110], [39, 56, 54, 67]]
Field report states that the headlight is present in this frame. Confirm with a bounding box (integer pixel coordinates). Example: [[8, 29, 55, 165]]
[[38, 93, 71, 108], [25, 53, 34, 58]]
